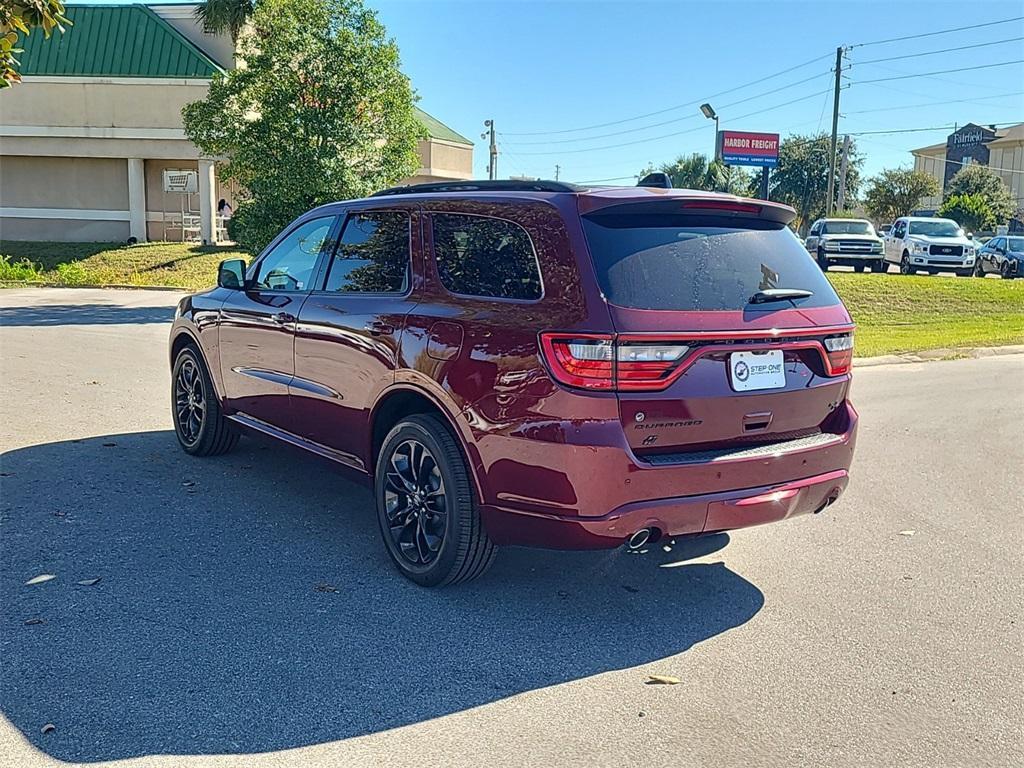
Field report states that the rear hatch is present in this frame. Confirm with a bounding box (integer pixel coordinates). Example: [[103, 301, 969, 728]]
[[578, 197, 853, 460]]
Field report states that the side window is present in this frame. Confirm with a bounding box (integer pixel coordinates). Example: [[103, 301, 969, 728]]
[[431, 213, 542, 300], [253, 217, 334, 291], [810, 221, 821, 235], [894, 221, 906, 238], [324, 210, 410, 293]]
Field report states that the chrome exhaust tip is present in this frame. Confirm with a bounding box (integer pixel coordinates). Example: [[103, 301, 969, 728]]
[[626, 528, 653, 550]]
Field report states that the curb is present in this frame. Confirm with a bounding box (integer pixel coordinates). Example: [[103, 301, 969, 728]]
[[855, 345, 1024, 367], [0, 282, 187, 292]]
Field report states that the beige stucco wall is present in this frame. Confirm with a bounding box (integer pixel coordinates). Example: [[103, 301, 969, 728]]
[[1, 217, 129, 242], [912, 146, 946, 210], [150, 4, 235, 70], [0, 78, 210, 130], [988, 141, 1024, 208], [415, 139, 473, 181], [0, 156, 128, 210]]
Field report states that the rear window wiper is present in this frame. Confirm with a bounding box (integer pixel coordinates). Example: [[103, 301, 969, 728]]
[[748, 288, 814, 304]]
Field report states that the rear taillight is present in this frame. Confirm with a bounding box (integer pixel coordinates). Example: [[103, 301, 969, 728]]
[[680, 199, 762, 215], [824, 334, 854, 375], [540, 333, 690, 391]]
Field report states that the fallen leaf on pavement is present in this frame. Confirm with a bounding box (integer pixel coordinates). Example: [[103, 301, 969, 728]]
[[24, 618, 45, 626], [899, 530, 915, 536], [25, 574, 56, 586], [40, 723, 56, 734], [101, 442, 118, 448], [76, 578, 101, 586], [314, 582, 339, 593], [0, 472, 15, 477], [182, 481, 196, 488], [645, 675, 681, 685]]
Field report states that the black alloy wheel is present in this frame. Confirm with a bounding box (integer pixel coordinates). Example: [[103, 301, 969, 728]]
[[383, 438, 449, 567], [171, 346, 238, 456], [174, 357, 205, 446], [375, 414, 495, 586]]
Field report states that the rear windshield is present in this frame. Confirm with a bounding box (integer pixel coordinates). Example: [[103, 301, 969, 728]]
[[582, 213, 841, 311], [821, 220, 873, 235]]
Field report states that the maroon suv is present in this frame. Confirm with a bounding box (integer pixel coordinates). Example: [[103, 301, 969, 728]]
[[169, 180, 858, 586]]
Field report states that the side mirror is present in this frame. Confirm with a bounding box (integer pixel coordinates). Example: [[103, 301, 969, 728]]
[[966, 232, 974, 240], [218, 259, 247, 289]]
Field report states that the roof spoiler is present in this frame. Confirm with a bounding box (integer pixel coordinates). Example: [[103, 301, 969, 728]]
[[637, 172, 672, 189]]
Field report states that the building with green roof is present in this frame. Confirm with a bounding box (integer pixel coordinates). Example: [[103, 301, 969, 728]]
[[0, 3, 473, 243]]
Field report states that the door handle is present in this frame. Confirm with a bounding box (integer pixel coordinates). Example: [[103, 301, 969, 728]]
[[273, 311, 297, 324], [365, 321, 395, 336]]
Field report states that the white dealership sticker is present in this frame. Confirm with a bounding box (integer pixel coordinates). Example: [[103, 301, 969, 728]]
[[729, 350, 786, 392]]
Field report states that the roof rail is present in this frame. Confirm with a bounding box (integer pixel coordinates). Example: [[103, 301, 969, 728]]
[[371, 179, 585, 197]]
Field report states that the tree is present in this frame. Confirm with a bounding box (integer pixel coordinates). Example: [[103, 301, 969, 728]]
[[863, 168, 940, 224], [183, 0, 423, 254], [944, 164, 1016, 225], [194, 0, 253, 43], [768, 133, 863, 233], [642, 153, 752, 194], [1, 1, 69, 88], [937, 194, 995, 233]]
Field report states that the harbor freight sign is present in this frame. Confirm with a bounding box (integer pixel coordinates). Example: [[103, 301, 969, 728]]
[[718, 131, 780, 168]]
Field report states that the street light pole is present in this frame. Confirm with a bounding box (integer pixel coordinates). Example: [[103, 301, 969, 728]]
[[700, 103, 719, 160]]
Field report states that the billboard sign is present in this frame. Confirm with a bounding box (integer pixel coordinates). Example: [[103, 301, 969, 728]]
[[718, 131, 780, 168]]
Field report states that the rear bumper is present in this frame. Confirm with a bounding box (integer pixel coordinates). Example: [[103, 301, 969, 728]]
[[477, 402, 858, 550], [480, 468, 849, 549]]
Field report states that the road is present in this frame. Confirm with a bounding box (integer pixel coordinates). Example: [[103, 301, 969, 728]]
[[2, 288, 1022, 768]]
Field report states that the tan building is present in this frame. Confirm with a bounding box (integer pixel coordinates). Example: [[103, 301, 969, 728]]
[[0, 3, 473, 243], [911, 122, 1024, 216]]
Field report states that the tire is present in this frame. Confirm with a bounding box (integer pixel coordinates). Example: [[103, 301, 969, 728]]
[[899, 252, 916, 275], [171, 345, 239, 456], [974, 260, 985, 277], [1001, 262, 1014, 280], [874, 259, 886, 273], [817, 248, 829, 271], [375, 414, 496, 587], [854, 264, 865, 273], [956, 268, 973, 277]]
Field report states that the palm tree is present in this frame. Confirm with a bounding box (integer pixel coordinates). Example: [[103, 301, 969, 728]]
[[195, 0, 254, 43]]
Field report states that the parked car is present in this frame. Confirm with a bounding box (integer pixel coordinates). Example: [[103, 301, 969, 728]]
[[878, 223, 892, 238], [169, 180, 858, 586], [883, 216, 977, 276], [805, 218, 885, 272], [975, 235, 1024, 278]]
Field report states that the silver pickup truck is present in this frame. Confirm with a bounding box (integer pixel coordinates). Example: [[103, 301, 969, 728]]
[[805, 218, 885, 272]]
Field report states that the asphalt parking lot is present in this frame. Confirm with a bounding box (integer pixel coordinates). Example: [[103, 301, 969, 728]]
[[1, 288, 1022, 768]]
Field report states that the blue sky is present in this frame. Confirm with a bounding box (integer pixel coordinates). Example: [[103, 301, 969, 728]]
[[80, 0, 1024, 182]]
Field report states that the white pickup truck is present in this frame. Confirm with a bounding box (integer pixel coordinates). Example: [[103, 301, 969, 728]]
[[883, 217, 977, 276]]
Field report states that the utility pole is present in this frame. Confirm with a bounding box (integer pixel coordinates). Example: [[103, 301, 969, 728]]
[[554, 164, 560, 181], [826, 46, 845, 217], [482, 120, 497, 180], [836, 134, 852, 212]]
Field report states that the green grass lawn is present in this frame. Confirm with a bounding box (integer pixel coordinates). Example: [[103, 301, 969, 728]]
[[826, 272, 1024, 357], [0, 240, 246, 292], [2, 241, 1022, 357]]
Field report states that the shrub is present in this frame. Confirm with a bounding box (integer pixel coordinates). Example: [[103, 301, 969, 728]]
[[0, 253, 43, 281]]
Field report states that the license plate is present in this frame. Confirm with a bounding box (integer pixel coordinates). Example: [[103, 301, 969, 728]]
[[729, 349, 785, 392]]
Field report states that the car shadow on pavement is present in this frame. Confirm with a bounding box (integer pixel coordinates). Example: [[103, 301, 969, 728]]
[[0, 431, 763, 763], [0, 303, 176, 327]]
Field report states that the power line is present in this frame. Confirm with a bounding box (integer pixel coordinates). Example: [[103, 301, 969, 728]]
[[851, 36, 1024, 66], [512, 88, 834, 156], [500, 70, 831, 146], [852, 59, 1024, 85], [850, 15, 1024, 48], [500, 52, 834, 136], [845, 91, 1024, 115]]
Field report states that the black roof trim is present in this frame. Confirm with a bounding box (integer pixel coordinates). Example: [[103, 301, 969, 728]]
[[371, 180, 586, 197]]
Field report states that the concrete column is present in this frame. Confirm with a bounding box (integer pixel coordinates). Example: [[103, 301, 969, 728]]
[[127, 158, 147, 243], [198, 158, 217, 245]]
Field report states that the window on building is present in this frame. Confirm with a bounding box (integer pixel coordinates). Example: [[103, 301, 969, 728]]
[[431, 214, 542, 300], [324, 211, 410, 293]]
